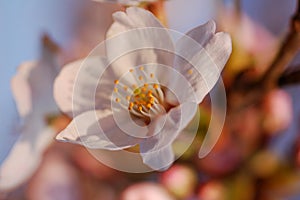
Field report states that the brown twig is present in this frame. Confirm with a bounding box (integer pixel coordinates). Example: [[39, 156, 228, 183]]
[[259, 1, 300, 90], [228, 1, 300, 112], [144, 0, 168, 26], [234, 0, 241, 16], [279, 66, 300, 86]]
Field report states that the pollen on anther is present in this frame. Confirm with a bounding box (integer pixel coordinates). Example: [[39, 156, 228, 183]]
[[114, 80, 119, 84], [114, 88, 118, 93], [123, 86, 128, 91], [141, 87, 147, 92], [139, 76, 143, 80], [129, 102, 134, 108], [146, 103, 152, 109], [126, 96, 131, 101], [139, 66, 144, 70], [149, 97, 155, 104], [188, 69, 193, 75], [153, 84, 159, 89], [130, 69, 134, 73], [132, 84, 137, 89], [150, 73, 154, 78], [115, 98, 120, 103], [138, 106, 143, 111]]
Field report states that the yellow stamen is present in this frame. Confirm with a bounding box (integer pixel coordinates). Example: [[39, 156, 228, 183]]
[[139, 76, 143, 81], [126, 96, 131, 101], [188, 69, 193, 75], [114, 80, 119, 84], [150, 97, 155, 104], [146, 103, 152, 109], [115, 98, 120, 103], [129, 102, 134, 108], [141, 87, 147, 92], [130, 69, 134, 73], [123, 86, 128, 91], [138, 106, 143, 112], [153, 84, 159, 89], [114, 88, 118, 93], [139, 66, 144, 70], [150, 73, 154, 78]]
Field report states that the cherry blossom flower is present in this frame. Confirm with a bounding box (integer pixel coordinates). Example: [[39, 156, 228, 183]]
[[0, 38, 61, 192], [93, 0, 157, 6], [54, 7, 232, 170], [121, 182, 175, 200]]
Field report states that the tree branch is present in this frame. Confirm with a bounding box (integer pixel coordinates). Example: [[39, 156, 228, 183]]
[[228, 1, 300, 112], [259, 1, 300, 89], [279, 66, 300, 86], [144, 0, 167, 26]]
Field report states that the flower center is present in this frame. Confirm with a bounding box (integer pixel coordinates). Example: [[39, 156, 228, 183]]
[[113, 66, 166, 119]]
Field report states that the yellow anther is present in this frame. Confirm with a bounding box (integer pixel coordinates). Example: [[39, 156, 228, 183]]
[[146, 103, 152, 109], [129, 102, 134, 108], [150, 73, 154, 78], [114, 80, 119, 84], [123, 86, 128, 91], [132, 84, 137, 89], [188, 69, 193, 75], [115, 98, 120, 103], [144, 83, 149, 88], [139, 66, 144, 70], [114, 88, 118, 93], [141, 94, 146, 98], [138, 106, 143, 112], [139, 76, 143, 80], [126, 96, 131, 101], [150, 97, 155, 104], [130, 69, 134, 73], [141, 87, 147, 92], [153, 84, 159, 89]]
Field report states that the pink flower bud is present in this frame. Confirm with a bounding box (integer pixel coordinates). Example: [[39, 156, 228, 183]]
[[121, 182, 175, 200], [160, 164, 197, 199], [198, 181, 226, 200], [262, 89, 292, 135]]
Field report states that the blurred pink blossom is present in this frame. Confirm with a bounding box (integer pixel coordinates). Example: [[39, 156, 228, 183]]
[[262, 89, 293, 134], [121, 182, 175, 200], [160, 164, 197, 199], [0, 39, 61, 192]]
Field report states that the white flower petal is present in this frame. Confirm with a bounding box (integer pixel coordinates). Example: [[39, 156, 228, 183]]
[[0, 127, 55, 191], [140, 102, 197, 170], [183, 20, 216, 47], [11, 61, 35, 117], [56, 109, 141, 150], [106, 7, 174, 79], [93, 0, 156, 6], [54, 56, 117, 117], [167, 21, 232, 104], [140, 145, 174, 171], [12, 50, 60, 118]]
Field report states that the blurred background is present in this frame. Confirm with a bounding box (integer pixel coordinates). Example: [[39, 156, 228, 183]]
[[1, 0, 300, 199]]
